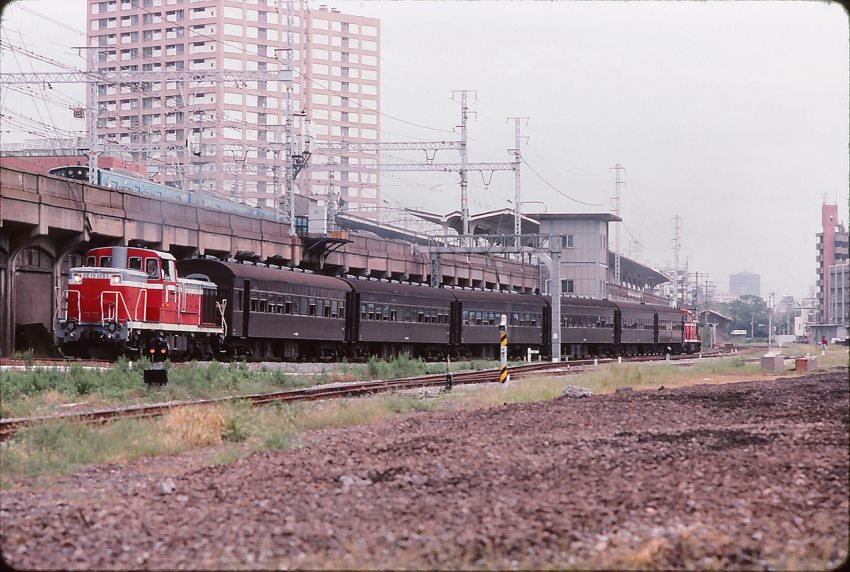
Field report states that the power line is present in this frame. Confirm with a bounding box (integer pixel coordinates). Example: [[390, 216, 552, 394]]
[[520, 156, 604, 207]]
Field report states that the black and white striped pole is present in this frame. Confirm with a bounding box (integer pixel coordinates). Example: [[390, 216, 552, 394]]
[[499, 313, 509, 383]]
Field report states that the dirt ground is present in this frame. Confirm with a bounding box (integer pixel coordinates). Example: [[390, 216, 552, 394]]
[[1, 368, 847, 570]]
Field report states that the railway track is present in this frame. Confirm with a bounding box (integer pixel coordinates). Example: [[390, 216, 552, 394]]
[[0, 350, 735, 441]]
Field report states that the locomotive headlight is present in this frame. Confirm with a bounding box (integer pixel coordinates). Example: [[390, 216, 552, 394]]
[[110, 274, 122, 285], [72, 273, 83, 284]]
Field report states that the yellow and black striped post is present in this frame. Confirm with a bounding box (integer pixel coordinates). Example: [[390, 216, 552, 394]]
[[499, 314, 509, 383]]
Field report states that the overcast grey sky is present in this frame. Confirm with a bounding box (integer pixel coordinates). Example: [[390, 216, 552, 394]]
[[1, 0, 847, 299]]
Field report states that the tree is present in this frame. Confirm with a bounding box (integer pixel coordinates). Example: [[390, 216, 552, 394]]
[[716, 295, 770, 338]]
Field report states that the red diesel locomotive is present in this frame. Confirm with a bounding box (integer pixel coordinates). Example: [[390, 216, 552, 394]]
[[55, 246, 225, 359]]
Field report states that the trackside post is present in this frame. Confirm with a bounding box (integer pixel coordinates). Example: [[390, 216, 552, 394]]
[[499, 314, 509, 383]]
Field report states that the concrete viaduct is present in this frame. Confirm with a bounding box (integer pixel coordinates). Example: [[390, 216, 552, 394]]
[[0, 166, 538, 356]]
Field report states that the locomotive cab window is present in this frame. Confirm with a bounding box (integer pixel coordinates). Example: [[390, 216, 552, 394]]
[[99, 256, 112, 267], [162, 260, 175, 281], [128, 257, 142, 271], [145, 258, 160, 279], [86, 255, 96, 267]]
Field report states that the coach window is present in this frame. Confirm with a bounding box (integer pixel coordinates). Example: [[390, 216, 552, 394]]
[[367, 303, 375, 321], [276, 295, 284, 314], [324, 301, 331, 318], [417, 310, 424, 323], [235, 289, 243, 309], [128, 257, 142, 271], [383, 306, 390, 321], [259, 294, 267, 313], [250, 295, 258, 312], [308, 298, 317, 316], [338, 302, 344, 319], [331, 300, 338, 318], [373, 304, 382, 320], [361, 303, 367, 320], [389, 307, 397, 321], [285, 297, 293, 314], [145, 258, 160, 278]]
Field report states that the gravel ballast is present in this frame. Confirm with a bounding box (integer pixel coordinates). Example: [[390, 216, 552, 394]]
[[2, 369, 847, 569]]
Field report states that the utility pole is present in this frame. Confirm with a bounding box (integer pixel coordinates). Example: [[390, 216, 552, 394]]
[[768, 292, 775, 349], [84, 47, 101, 184], [610, 163, 626, 285], [507, 117, 528, 247], [671, 215, 682, 307], [691, 271, 704, 327], [284, 0, 296, 235], [452, 89, 477, 236]]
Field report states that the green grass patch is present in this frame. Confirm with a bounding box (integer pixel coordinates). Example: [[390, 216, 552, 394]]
[[0, 356, 499, 420]]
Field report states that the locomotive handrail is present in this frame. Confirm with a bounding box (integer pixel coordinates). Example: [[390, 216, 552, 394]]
[[55, 287, 66, 322], [100, 291, 132, 324], [178, 283, 188, 318], [56, 288, 80, 322], [134, 289, 148, 322], [216, 299, 228, 337]]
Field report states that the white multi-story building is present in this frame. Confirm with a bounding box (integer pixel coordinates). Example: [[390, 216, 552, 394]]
[[87, 0, 380, 216]]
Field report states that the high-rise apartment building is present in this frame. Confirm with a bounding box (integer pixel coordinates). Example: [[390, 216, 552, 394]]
[[729, 271, 760, 298], [86, 0, 380, 215], [817, 202, 849, 323]]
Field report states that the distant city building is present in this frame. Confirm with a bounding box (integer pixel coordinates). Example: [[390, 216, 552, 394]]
[[816, 202, 849, 323], [85, 0, 381, 215], [729, 271, 761, 298]]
